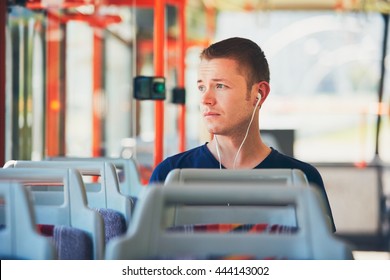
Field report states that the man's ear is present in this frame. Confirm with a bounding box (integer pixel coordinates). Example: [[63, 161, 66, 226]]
[[256, 81, 270, 106]]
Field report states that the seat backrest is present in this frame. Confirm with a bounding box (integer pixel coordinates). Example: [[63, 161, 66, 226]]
[[45, 156, 143, 197], [165, 168, 309, 185], [105, 183, 353, 260], [0, 181, 57, 259], [4, 160, 132, 226], [53, 225, 93, 259], [94, 208, 127, 244], [164, 169, 309, 226], [0, 168, 105, 259]]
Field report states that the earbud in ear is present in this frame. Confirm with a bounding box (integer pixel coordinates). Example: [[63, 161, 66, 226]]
[[254, 92, 262, 107]]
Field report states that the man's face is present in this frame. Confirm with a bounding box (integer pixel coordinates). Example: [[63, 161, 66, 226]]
[[197, 58, 256, 137]]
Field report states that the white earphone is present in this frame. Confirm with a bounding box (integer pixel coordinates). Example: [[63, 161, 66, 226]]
[[256, 92, 262, 104]]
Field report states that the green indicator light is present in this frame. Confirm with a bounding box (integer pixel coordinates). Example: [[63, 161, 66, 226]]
[[153, 82, 165, 94]]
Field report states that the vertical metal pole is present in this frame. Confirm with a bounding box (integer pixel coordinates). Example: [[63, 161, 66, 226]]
[[0, 0, 6, 165], [46, 10, 61, 157], [154, 0, 165, 167], [177, 0, 186, 152], [59, 23, 66, 156], [93, 30, 103, 157], [375, 13, 389, 249], [375, 13, 388, 156]]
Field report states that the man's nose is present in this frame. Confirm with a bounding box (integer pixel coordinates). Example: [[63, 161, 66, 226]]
[[201, 88, 216, 105]]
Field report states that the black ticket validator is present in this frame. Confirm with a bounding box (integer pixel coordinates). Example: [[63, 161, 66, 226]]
[[134, 76, 166, 100], [171, 87, 186, 105]]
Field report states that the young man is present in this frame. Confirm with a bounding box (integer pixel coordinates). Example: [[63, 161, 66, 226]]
[[149, 37, 335, 232]]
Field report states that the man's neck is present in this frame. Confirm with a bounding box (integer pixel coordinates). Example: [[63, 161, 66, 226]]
[[208, 136, 271, 169]]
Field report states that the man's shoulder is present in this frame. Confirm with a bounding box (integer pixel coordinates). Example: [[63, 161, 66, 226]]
[[164, 145, 207, 164], [263, 148, 323, 185], [149, 144, 210, 183], [265, 148, 317, 170]]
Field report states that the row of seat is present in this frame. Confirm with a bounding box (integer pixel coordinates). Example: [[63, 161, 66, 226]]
[[164, 168, 310, 228], [0, 158, 354, 259], [106, 183, 354, 260], [5, 157, 144, 198], [0, 181, 56, 259], [1, 158, 143, 259], [5, 160, 133, 225], [0, 168, 115, 259]]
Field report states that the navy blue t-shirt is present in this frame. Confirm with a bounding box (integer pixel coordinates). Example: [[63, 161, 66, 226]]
[[149, 144, 335, 231]]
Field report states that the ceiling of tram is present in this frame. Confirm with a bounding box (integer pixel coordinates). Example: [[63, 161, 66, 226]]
[[189, 0, 390, 13]]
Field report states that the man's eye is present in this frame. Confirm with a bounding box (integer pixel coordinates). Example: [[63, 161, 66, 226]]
[[198, 85, 206, 92], [216, 84, 225, 89]]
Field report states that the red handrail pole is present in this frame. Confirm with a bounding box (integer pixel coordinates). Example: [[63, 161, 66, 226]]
[[0, 0, 6, 165], [154, 0, 165, 167], [92, 30, 103, 157], [178, 0, 186, 152], [46, 10, 61, 157]]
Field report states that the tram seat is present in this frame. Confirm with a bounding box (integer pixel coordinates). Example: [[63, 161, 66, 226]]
[[165, 168, 309, 185], [37, 223, 93, 259], [0, 168, 105, 259], [105, 183, 354, 260], [0, 181, 57, 259], [94, 208, 127, 244], [164, 169, 309, 227], [46, 156, 143, 198], [4, 160, 132, 226]]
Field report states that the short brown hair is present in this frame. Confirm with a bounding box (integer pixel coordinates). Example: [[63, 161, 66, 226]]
[[200, 37, 270, 89]]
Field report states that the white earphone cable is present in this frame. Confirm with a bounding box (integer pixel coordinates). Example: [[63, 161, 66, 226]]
[[232, 96, 261, 169], [215, 135, 222, 169], [215, 94, 262, 169]]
